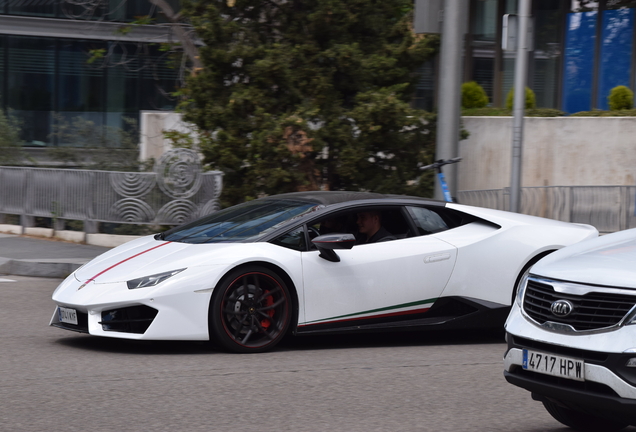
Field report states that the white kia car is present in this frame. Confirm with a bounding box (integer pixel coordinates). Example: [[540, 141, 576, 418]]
[[505, 228, 636, 431]]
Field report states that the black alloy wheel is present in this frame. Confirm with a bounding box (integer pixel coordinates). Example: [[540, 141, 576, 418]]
[[209, 266, 291, 353]]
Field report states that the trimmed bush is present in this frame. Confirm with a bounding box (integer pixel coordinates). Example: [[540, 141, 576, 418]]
[[608, 85, 634, 111], [461, 81, 489, 109], [506, 87, 536, 110]]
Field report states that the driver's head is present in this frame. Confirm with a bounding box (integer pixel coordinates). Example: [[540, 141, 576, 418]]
[[356, 211, 381, 237]]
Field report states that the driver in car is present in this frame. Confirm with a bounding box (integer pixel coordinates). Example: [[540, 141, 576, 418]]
[[356, 211, 396, 244]]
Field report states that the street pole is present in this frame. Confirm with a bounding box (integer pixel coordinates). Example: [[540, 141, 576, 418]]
[[510, 0, 531, 213], [435, 0, 467, 201]]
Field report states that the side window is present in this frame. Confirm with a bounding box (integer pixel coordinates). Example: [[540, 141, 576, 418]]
[[271, 226, 306, 251], [306, 215, 353, 250], [310, 208, 410, 244], [407, 206, 449, 235]]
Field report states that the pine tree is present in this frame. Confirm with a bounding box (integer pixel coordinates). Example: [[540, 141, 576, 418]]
[[181, 0, 439, 206]]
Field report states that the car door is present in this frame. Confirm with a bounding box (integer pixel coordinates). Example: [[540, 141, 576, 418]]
[[298, 227, 458, 331]]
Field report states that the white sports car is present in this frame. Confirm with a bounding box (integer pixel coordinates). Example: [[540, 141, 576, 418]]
[[51, 191, 598, 353]]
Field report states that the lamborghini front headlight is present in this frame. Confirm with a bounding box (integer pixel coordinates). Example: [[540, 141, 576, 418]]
[[127, 268, 186, 290]]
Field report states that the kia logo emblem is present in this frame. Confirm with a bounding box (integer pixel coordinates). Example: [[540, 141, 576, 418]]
[[550, 300, 574, 317]]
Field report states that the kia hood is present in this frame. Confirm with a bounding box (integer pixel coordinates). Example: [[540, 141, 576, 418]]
[[531, 228, 636, 289]]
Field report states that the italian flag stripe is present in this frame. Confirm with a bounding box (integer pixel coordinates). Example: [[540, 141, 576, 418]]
[[301, 298, 437, 326]]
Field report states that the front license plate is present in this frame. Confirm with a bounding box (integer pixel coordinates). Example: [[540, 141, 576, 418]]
[[523, 349, 584, 381], [58, 307, 78, 325]]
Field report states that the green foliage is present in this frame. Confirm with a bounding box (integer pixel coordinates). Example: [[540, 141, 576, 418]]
[[65, 220, 84, 232], [117, 25, 133, 35], [462, 107, 564, 117], [505, 87, 536, 110], [461, 81, 488, 109], [98, 223, 157, 236], [131, 15, 154, 26], [0, 110, 23, 166], [570, 109, 636, 117], [525, 108, 565, 117], [116, 16, 154, 36], [49, 116, 144, 171], [608, 85, 634, 111], [180, 0, 439, 206], [2, 214, 20, 225], [163, 129, 197, 150], [87, 48, 106, 64]]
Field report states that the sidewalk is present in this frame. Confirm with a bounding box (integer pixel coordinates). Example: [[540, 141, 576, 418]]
[[0, 234, 112, 278]]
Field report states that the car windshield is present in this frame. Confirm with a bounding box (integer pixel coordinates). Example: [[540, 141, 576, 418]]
[[163, 199, 321, 244]]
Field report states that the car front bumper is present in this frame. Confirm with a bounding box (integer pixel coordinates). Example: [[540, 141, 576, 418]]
[[504, 332, 636, 424], [49, 267, 220, 341]]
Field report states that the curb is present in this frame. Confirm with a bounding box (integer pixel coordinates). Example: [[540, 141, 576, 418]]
[[0, 258, 85, 278], [0, 225, 143, 248]]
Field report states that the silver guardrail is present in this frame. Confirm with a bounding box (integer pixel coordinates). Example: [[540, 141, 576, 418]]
[[457, 186, 636, 233], [0, 149, 223, 231]]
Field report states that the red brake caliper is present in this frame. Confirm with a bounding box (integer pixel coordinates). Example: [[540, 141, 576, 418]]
[[260, 290, 275, 329]]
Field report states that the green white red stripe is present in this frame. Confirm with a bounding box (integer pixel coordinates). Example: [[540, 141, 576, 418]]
[[299, 298, 437, 327]]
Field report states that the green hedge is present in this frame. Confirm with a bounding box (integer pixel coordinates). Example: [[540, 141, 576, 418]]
[[570, 109, 636, 117], [461, 108, 565, 117]]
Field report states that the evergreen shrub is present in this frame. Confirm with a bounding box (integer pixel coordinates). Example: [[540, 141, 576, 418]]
[[461, 107, 564, 117], [461, 81, 489, 109], [506, 87, 536, 110], [570, 109, 636, 117], [608, 85, 634, 111]]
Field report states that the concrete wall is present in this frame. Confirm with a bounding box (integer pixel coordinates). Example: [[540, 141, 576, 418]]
[[459, 117, 636, 191], [139, 111, 198, 161]]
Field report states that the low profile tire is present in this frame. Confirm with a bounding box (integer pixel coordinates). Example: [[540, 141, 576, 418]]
[[209, 266, 292, 353], [542, 400, 628, 431]]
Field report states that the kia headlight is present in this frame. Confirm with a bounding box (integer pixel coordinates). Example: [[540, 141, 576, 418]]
[[515, 272, 530, 307], [127, 269, 186, 290]]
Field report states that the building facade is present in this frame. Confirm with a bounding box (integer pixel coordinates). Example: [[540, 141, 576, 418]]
[[0, 0, 180, 148], [415, 0, 636, 113]]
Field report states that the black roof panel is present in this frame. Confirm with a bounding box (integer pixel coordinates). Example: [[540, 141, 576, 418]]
[[258, 191, 437, 206]]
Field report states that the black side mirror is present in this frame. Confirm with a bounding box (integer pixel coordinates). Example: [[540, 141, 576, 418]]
[[311, 233, 356, 262]]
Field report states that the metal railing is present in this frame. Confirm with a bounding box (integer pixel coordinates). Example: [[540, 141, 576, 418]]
[[457, 186, 636, 233], [0, 149, 223, 232]]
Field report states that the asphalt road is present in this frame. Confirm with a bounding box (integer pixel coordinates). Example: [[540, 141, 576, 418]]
[[1, 276, 626, 432]]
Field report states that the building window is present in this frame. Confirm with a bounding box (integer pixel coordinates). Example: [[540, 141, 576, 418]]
[[6, 0, 57, 17], [0, 0, 181, 21], [1, 35, 177, 147], [464, 0, 636, 112], [562, 11, 598, 113], [596, 7, 634, 109], [470, 0, 498, 103], [57, 39, 107, 146], [7, 36, 55, 146], [532, 0, 564, 108], [414, 60, 435, 111]]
